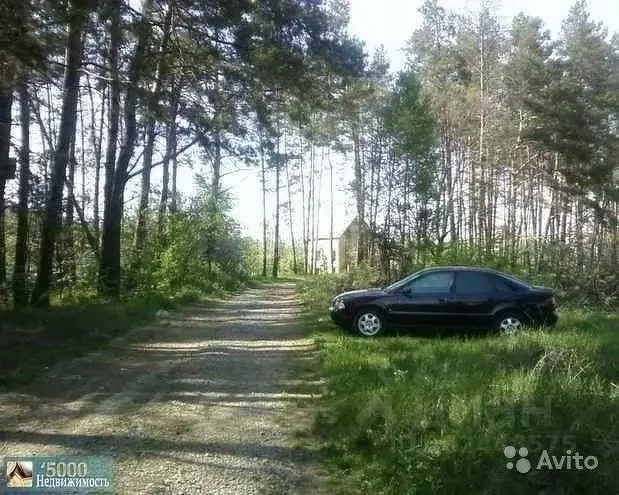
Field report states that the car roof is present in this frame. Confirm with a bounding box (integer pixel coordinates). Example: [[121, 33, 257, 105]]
[[418, 265, 501, 274]]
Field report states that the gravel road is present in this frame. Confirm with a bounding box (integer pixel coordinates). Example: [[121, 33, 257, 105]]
[[0, 283, 324, 494]]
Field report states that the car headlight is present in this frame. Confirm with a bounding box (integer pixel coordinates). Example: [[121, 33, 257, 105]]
[[333, 298, 345, 311]]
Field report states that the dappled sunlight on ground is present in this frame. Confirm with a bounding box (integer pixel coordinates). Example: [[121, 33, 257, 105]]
[[0, 283, 324, 494]]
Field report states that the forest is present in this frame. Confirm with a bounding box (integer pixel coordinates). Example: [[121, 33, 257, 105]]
[[0, 1, 617, 493], [0, 0, 616, 310]]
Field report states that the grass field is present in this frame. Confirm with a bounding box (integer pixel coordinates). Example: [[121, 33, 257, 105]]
[[298, 276, 619, 494]]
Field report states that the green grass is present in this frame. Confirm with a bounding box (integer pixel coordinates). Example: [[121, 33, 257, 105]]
[[297, 277, 619, 494], [0, 289, 205, 391]]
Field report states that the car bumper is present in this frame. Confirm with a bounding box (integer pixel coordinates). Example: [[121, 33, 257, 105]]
[[329, 308, 352, 329]]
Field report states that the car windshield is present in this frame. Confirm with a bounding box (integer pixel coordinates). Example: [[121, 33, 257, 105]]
[[384, 271, 423, 292]]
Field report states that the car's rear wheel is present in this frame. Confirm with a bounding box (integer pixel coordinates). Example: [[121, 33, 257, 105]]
[[354, 310, 385, 337], [495, 312, 526, 335]]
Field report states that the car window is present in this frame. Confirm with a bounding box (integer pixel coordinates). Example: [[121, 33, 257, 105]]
[[407, 272, 454, 294], [500, 273, 532, 289], [455, 271, 494, 294], [495, 276, 518, 292]]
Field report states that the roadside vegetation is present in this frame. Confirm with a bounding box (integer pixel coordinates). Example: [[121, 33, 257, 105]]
[[0, 185, 251, 391], [298, 271, 619, 494]]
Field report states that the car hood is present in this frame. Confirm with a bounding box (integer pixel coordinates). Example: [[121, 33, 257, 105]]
[[531, 285, 553, 295], [335, 288, 386, 300]]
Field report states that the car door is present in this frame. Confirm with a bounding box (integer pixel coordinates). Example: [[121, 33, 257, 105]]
[[387, 271, 456, 329], [451, 271, 496, 329]]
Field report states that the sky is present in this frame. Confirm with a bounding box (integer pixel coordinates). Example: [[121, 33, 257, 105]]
[[347, 0, 619, 72], [171, 0, 619, 241]]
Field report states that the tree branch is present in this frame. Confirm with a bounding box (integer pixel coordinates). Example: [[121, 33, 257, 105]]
[[127, 136, 199, 180], [65, 179, 100, 261]]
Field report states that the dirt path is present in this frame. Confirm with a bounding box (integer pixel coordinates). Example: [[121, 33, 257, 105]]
[[0, 283, 324, 494]]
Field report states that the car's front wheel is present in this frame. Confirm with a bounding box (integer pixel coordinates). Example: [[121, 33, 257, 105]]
[[495, 312, 526, 335], [354, 310, 385, 337]]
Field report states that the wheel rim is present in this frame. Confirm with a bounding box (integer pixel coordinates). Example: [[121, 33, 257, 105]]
[[357, 313, 381, 336], [499, 316, 523, 335]]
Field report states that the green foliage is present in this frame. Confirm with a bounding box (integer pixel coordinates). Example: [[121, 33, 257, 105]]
[[297, 263, 382, 310], [2, 183, 250, 306], [382, 70, 438, 200], [522, 0, 619, 214], [133, 186, 248, 295], [384, 71, 437, 164], [0, 0, 45, 76], [240, 238, 265, 277]]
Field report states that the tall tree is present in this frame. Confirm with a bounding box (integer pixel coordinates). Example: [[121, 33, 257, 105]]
[[13, 81, 31, 307], [133, 1, 175, 264], [272, 123, 281, 279], [0, 82, 13, 307], [99, 0, 154, 297], [31, 0, 88, 306], [523, 0, 619, 222]]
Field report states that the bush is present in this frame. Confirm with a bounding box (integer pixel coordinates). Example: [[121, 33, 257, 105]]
[[124, 184, 248, 297], [297, 263, 383, 310]]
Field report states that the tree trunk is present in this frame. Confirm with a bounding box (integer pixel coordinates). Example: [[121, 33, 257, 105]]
[[314, 146, 324, 272], [13, 81, 30, 308], [170, 84, 180, 214], [31, 0, 86, 306], [132, 122, 157, 268], [285, 140, 297, 274], [99, 0, 152, 297], [299, 133, 308, 273], [159, 85, 179, 233], [211, 129, 222, 199], [260, 129, 267, 278], [477, 19, 486, 254], [308, 142, 315, 273], [0, 88, 12, 308], [88, 73, 104, 244], [329, 154, 335, 273], [170, 152, 178, 213], [352, 122, 365, 263], [64, 139, 77, 287], [271, 126, 281, 279], [133, 2, 173, 263]]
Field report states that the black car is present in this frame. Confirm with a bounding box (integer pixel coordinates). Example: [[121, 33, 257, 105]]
[[329, 266, 558, 337]]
